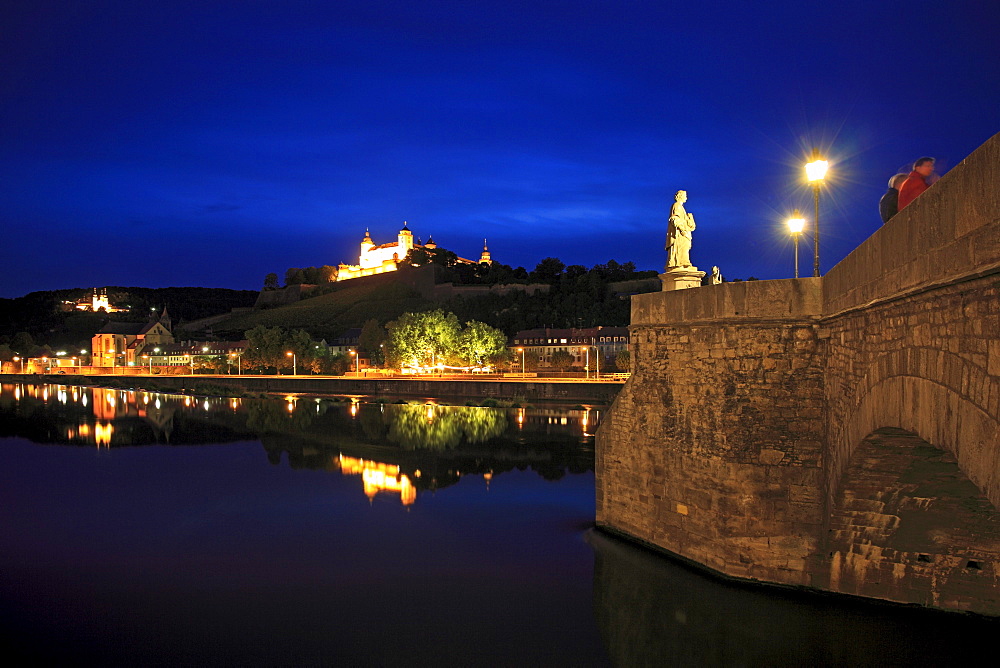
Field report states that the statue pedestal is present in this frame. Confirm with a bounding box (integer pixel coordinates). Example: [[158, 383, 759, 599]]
[[660, 266, 705, 291]]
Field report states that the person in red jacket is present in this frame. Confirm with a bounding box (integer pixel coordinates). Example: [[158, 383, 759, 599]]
[[897, 157, 935, 210]]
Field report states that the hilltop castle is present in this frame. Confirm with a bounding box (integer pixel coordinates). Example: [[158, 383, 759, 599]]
[[337, 223, 492, 281]]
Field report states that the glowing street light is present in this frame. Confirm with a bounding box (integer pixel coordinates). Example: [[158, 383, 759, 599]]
[[144, 354, 151, 374], [805, 148, 828, 277], [580, 346, 590, 380], [350, 349, 359, 374], [787, 209, 806, 279], [516, 347, 525, 376], [286, 351, 296, 376], [13, 356, 23, 373]]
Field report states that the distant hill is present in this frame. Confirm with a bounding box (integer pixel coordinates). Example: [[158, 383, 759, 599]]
[[208, 279, 434, 341], [0, 286, 258, 349]]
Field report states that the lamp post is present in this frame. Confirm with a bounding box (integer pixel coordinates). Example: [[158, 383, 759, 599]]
[[787, 209, 806, 278], [350, 349, 359, 375], [805, 148, 828, 277], [13, 356, 23, 373], [580, 346, 589, 380], [517, 347, 525, 377], [286, 351, 296, 375], [144, 354, 151, 374]]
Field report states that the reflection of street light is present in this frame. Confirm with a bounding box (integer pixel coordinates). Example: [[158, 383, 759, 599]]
[[787, 209, 806, 278], [516, 347, 525, 376], [805, 148, 828, 277], [286, 351, 296, 375]]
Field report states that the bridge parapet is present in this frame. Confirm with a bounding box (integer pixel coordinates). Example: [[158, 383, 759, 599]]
[[824, 131, 999, 315]]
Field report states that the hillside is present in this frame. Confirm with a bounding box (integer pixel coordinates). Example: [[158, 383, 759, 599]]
[[0, 286, 258, 349], [209, 280, 434, 340]]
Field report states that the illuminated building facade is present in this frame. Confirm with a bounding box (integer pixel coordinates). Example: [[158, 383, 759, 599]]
[[63, 287, 127, 313], [91, 308, 174, 367], [510, 326, 629, 369]]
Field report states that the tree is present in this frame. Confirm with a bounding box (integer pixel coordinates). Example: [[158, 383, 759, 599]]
[[530, 257, 565, 283], [456, 320, 507, 367], [244, 325, 288, 371], [263, 273, 280, 290], [550, 349, 574, 371], [616, 349, 631, 372], [384, 309, 460, 370], [11, 331, 34, 355], [359, 319, 387, 366]]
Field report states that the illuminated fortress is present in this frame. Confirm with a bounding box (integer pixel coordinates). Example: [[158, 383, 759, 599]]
[[337, 223, 491, 281]]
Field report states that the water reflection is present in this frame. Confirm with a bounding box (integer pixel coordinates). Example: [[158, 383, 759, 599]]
[[589, 529, 999, 665], [0, 383, 597, 506]]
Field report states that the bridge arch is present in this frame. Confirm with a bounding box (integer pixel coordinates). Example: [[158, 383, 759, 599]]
[[829, 346, 1000, 509]]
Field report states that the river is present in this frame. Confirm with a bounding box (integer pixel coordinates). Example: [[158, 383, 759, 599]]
[[0, 383, 995, 665]]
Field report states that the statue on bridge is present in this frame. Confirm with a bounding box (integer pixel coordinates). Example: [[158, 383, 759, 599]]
[[666, 190, 696, 269], [660, 190, 705, 290]]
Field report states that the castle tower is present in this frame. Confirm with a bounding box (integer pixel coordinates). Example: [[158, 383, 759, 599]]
[[397, 222, 414, 256], [424, 235, 437, 250], [360, 228, 375, 256], [479, 239, 492, 265]]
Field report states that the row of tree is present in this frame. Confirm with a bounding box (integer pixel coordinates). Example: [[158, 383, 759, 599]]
[[242, 325, 353, 374], [383, 309, 508, 370]]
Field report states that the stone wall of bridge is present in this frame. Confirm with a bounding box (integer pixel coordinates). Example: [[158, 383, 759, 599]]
[[597, 279, 828, 585], [597, 131, 1000, 613]]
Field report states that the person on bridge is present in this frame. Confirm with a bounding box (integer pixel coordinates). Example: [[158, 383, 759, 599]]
[[879, 173, 909, 224], [897, 157, 935, 211]]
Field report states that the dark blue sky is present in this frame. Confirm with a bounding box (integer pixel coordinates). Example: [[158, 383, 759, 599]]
[[2, 0, 997, 298]]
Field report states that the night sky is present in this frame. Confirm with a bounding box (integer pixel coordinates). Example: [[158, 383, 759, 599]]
[[2, 1, 998, 299]]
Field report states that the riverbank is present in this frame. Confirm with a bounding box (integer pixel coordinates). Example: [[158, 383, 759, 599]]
[[0, 373, 624, 404]]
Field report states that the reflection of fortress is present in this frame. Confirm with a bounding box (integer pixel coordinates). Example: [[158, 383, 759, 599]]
[[336, 455, 416, 505], [337, 223, 492, 281]]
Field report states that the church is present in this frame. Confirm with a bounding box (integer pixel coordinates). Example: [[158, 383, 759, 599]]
[[337, 223, 492, 281]]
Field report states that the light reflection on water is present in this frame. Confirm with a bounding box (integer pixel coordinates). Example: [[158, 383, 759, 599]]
[[1, 383, 996, 665], [0, 383, 599, 506]]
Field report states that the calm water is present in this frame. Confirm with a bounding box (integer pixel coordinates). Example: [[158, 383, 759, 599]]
[[0, 383, 996, 666]]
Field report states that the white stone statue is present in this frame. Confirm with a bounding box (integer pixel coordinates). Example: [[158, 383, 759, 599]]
[[665, 190, 696, 269], [711, 266, 722, 284]]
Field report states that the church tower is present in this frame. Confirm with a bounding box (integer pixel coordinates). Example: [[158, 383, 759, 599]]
[[479, 239, 492, 265]]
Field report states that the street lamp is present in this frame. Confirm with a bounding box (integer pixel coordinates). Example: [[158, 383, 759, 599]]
[[350, 349, 359, 374], [580, 346, 589, 380], [516, 347, 525, 376], [144, 354, 151, 374], [286, 351, 296, 376], [13, 356, 23, 373], [805, 148, 828, 277], [787, 209, 806, 279]]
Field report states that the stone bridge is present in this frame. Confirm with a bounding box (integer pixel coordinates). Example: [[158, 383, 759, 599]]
[[596, 132, 1000, 614]]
